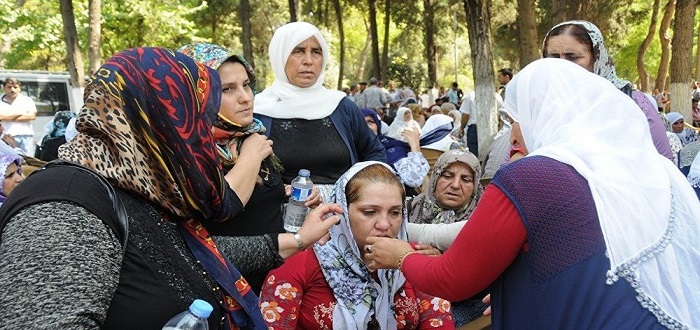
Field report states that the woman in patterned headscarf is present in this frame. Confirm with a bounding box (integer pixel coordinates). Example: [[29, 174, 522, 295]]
[[178, 43, 332, 293], [259, 161, 454, 329], [0, 143, 23, 207], [408, 149, 483, 225], [0, 47, 341, 329], [542, 20, 673, 161]]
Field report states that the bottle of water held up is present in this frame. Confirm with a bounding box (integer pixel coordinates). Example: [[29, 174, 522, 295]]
[[284, 169, 313, 233], [162, 299, 213, 330]]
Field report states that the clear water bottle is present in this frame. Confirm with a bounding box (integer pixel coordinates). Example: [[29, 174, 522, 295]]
[[284, 169, 313, 233], [162, 299, 213, 330]]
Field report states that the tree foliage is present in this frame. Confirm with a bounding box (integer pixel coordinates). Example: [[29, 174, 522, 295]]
[[1, 0, 698, 94]]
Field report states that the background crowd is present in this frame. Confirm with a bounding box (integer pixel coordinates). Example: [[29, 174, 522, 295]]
[[0, 19, 698, 330]]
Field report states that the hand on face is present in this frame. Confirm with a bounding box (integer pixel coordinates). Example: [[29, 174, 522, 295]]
[[364, 236, 413, 271], [296, 203, 342, 247]]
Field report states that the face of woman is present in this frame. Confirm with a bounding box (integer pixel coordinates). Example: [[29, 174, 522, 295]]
[[545, 34, 594, 72], [3, 162, 23, 197], [672, 119, 684, 133], [510, 122, 529, 154], [433, 162, 475, 210], [349, 182, 403, 252], [284, 37, 323, 88], [364, 115, 378, 135], [218, 61, 254, 126], [403, 110, 412, 121]]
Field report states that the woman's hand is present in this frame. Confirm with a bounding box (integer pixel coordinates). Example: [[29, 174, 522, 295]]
[[413, 243, 441, 256], [296, 203, 342, 246], [402, 127, 421, 152], [482, 294, 491, 316], [285, 185, 322, 209], [364, 236, 413, 271], [237, 133, 273, 163]]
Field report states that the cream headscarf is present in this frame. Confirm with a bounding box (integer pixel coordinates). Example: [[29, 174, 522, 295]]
[[505, 58, 700, 328], [254, 22, 346, 120]]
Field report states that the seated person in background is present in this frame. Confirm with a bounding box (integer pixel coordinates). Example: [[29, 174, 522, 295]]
[[387, 106, 422, 142], [679, 140, 700, 199], [407, 149, 486, 327], [37, 110, 75, 161], [419, 114, 462, 191], [0, 143, 24, 208], [362, 108, 428, 197], [259, 162, 454, 329], [667, 112, 699, 146]]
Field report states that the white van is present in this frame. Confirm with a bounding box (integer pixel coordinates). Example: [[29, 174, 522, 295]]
[[0, 70, 84, 145]]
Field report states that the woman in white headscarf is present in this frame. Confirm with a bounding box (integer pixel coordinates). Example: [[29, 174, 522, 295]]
[[254, 22, 385, 202], [259, 161, 454, 329], [366, 58, 700, 329], [387, 106, 421, 141]]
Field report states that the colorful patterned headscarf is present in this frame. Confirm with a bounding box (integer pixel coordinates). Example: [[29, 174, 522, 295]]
[[409, 149, 483, 224], [58, 47, 266, 329], [543, 20, 631, 90], [178, 42, 283, 172], [314, 161, 407, 330], [0, 152, 22, 205]]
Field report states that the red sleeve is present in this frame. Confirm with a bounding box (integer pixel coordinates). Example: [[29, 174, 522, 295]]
[[402, 184, 527, 301], [258, 251, 308, 329]]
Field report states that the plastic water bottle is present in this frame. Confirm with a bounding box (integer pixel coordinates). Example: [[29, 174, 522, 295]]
[[284, 169, 313, 233], [162, 299, 213, 330]]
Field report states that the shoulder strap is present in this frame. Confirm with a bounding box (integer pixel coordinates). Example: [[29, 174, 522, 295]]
[[0, 160, 128, 252]]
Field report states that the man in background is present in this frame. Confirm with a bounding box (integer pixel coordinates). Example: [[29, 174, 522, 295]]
[[0, 78, 37, 155]]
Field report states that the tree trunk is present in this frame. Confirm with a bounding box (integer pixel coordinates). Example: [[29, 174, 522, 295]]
[[516, 0, 539, 69], [381, 0, 390, 82], [87, 0, 101, 75], [655, 0, 676, 91], [59, 0, 85, 88], [424, 0, 438, 88], [368, 0, 381, 79], [669, 0, 695, 118], [289, 0, 298, 22], [695, 12, 700, 80], [333, 0, 345, 89], [462, 0, 498, 157], [637, 0, 660, 92], [239, 0, 255, 69]]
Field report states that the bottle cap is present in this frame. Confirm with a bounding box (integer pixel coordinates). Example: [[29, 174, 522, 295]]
[[189, 299, 214, 318], [298, 169, 310, 177]]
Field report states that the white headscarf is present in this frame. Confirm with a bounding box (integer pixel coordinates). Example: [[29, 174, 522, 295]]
[[688, 152, 700, 188], [254, 22, 346, 120], [314, 161, 407, 330], [386, 107, 421, 141], [505, 58, 700, 328], [420, 114, 456, 151]]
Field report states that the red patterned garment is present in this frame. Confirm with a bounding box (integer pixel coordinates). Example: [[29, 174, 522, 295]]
[[259, 249, 454, 329]]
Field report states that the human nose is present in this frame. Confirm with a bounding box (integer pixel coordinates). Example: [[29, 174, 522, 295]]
[[301, 50, 313, 64], [375, 214, 391, 231]]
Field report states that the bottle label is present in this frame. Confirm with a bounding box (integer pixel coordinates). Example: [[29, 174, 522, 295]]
[[291, 187, 311, 201]]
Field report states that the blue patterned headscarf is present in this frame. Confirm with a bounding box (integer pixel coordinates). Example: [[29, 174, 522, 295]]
[[314, 161, 407, 330]]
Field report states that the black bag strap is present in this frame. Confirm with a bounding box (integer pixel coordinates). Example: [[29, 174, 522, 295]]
[[0, 160, 128, 253]]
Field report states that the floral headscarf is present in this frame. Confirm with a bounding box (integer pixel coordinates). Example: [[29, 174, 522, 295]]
[[0, 152, 22, 205], [543, 20, 631, 90], [178, 43, 282, 172], [314, 161, 407, 330], [58, 47, 266, 329], [409, 150, 483, 224]]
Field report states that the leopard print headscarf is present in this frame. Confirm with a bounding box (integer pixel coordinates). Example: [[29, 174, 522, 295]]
[[59, 47, 232, 220]]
